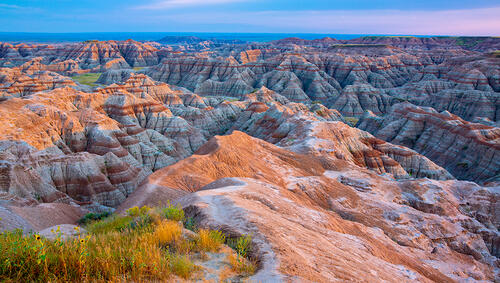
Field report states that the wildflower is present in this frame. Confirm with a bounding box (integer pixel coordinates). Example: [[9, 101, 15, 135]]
[[80, 238, 85, 244], [34, 234, 41, 241], [74, 226, 80, 232]]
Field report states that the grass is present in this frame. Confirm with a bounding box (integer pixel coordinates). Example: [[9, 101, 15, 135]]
[[194, 229, 226, 253], [169, 254, 196, 279], [71, 73, 101, 87], [0, 205, 256, 282], [454, 37, 485, 48], [331, 44, 388, 48], [77, 212, 111, 225], [490, 50, 500, 58], [132, 67, 145, 71], [227, 234, 255, 276], [361, 35, 417, 39], [228, 253, 256, 276], [344, 117, 360, 126], [224, 97, 240, 102], [155, 220, 182, 246]]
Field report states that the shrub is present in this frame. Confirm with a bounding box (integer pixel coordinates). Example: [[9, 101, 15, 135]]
[[77, 212, 111, 225], [163, 203, 185, 222], [183, 217, 196, 231], [126, 206, 140, 217], [127, 214, 154, 232], [85, 215, 133, 234], [228, 234, 252, 258], [195, 229, 225, 252], [227, 234, 255, 276]]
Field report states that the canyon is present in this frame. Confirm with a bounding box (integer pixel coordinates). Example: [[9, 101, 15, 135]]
[[0, 36, 498, 282]]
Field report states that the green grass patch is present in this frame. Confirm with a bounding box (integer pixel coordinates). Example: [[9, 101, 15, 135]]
[[489, 50, 500, 58], [454, 37, 485, 48], [344, 117, 360, 126], [361, 35, 417, 39], [71, 73, 101, 87], [331, 44, 388, 48], [132, 67, 145, 71]]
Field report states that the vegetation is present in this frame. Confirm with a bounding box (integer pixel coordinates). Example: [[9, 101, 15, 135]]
[[490, 50, 500, 58], [361, 35, 417, 39], [161, 202, 185, 222], [344, 117, 360, 126], [0, 204, 256, 282], [454, 37, 485, 48], [227, 234, 255, 275], [224, 97, 240, 102], [331, 44, 388, 48], [132, 67, 145, 71], [71, 73, 101, 87], [194, 229, 226, 253], [77, 212, 111, 225]]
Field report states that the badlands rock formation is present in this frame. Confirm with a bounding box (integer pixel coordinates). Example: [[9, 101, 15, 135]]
[[0, 40, 163, 70], [122, 131, 499, 282], [0, 37, 498, 281], [358, 103, 500, 184]]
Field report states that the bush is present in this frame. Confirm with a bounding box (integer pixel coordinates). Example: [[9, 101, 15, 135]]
[[77, 212, 111, 225], [183, 217, 196, 231], [227, 234, 255, 276], [163, 203, 185, 222], [228, 234, 252, 258]]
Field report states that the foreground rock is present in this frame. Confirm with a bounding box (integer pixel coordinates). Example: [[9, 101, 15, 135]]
[[122, 131, 499, 282]]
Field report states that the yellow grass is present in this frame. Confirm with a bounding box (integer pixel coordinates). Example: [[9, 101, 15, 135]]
[[195, 229, 226, 252], [154, 220, 182, 246], [228, 253, 256, 276]]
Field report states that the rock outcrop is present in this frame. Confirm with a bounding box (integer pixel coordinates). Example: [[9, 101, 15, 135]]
[[122, 131, 499, 282], [358, 103, 500, 184]]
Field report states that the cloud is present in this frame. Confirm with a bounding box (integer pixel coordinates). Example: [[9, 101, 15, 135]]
[[0, 4, 23, 9], [0, 3, 41, 13], [160, 6, 500, 35], [135, 0, 247, 10]]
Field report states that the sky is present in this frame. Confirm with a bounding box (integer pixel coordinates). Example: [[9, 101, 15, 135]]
[[0, 0, 499, 35]]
